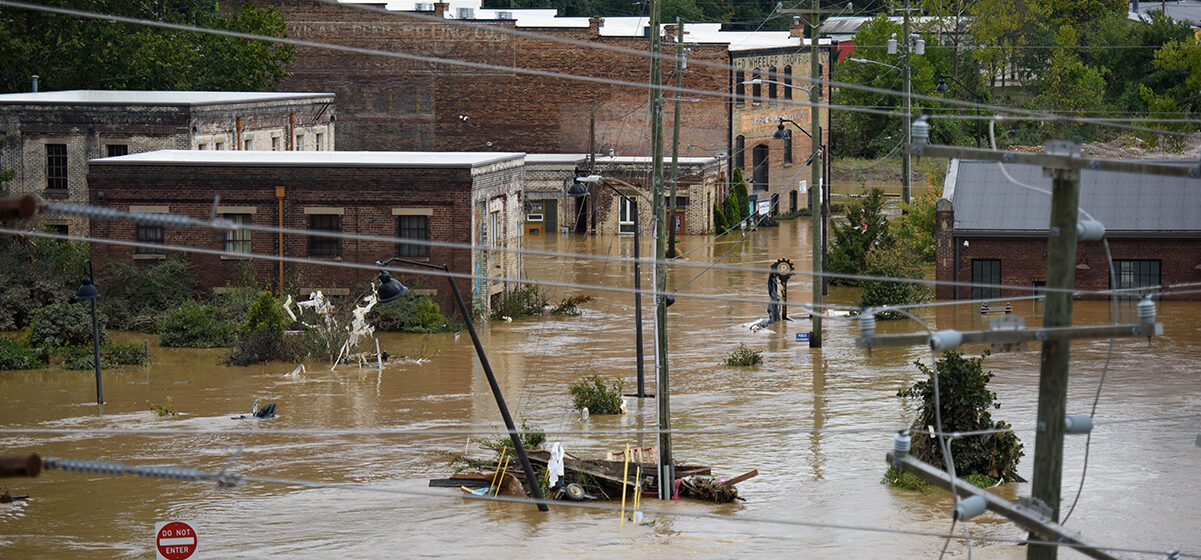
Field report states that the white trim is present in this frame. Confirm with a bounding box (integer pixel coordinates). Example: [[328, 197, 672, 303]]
[[130, 205, 169, 213], [391, 208, 434, 216], [304, 207, 344, 215], [217, 206, 257, 214]]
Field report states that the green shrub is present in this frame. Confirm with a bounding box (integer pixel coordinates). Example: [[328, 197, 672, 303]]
[[369, 295, 455, 332], [241, 291, 286, 338], [550, 295, 593, 316], [99, 256, 198, 331], [828, 188, 891, 287], [882, 467, 932, 492], [569, 374, 624, 414], [860, 245, 933, 319], [158, 300, 237, 348], [62, 351, 114, 370], [963, 473, 998, 488], [490, 286, 547, 320], [102, 342, 149, 365], [0, 236, 87, 331], [892, 188, 939, 264], [724, 343, 763, 366], [0, 337, 45, 370], [713, 203, 728, 233], [60, 342, 147, 369], [475, 420, 547, 456], [30, 302, 106, 348], [149, 396, 178, 417], [898, 351, 1024, 482], [212, 286, 261, 326]]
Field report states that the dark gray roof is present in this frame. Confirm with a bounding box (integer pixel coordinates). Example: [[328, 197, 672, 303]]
[[945, 159, 1201, 235]]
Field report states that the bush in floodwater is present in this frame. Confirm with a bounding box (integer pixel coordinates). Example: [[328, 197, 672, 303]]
[[60, 342, 147, 370], [490, 285, 547, 320], [0, 337, 45, 370], [569, 374, 624, 414], [369, 294, 456, 333], [724, 343, 763, 366], [550, 295, 593, 316], [149, 396, 178, 417], [897, 351, 1024, 483], [882, 467, 932, 492], [158, 300, 237, 348], [30, 301, 107, 349]]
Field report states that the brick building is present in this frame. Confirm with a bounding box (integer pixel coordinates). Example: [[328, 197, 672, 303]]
[[0, 90, 336, 235], [87, 150, 525, 315], [935, 159, 1201, 300]]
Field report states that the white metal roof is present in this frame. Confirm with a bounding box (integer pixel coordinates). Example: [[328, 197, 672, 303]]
[[89, 150, 524, 168], [0, 90, 334, 106], [524, 154, 589, 164]]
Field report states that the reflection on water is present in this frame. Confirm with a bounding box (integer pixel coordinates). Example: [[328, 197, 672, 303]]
[[2, 218, 1199, 558]]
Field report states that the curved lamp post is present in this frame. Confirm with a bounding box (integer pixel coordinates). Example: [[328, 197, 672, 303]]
[[75, 259, 103, 405], [935, 74, 985, 148], [567, 174, 650, 398], [375, 257, 548, 512]]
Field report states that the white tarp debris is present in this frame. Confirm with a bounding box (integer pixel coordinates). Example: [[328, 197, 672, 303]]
[[547, 442, 566, 488]]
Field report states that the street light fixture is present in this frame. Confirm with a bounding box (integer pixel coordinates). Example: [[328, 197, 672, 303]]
[[74, 259, 103, 405], [567, 174, 649, 398], [375, 257, 549, 512], [934, 74, 985, 147]]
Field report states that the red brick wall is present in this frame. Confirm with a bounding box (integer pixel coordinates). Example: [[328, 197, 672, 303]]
[[232, 0, 730, 156], [86, 163, 484, 316]]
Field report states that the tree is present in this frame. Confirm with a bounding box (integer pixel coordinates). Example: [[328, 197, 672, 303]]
[[968, 0, 1051, 88], [0, 1, 293, 93], [892, 188, 939, 263], [860, 244, 932, 316], [1034, 25, 1108, 139], [898, 352, 1024, 483], [828, 188, 891, 286]]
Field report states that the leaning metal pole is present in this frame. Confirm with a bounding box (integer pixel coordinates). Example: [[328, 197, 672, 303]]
[[443, 266, 548, 512], [90, 298, 103, 405]]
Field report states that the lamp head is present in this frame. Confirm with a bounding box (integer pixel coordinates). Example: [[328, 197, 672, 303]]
[[75, 276, 100, 300], [376, 271, 408, 303], [773, 121, 791, 140], [566, 179, 590, 198], [934, 77, 950, 93]]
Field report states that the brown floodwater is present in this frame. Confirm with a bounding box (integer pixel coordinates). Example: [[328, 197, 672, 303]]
[[2, 217, 1199, 559]]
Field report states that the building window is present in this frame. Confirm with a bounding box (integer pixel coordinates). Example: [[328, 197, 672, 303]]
[[224, 214, 252, 254], [618, 198, 637, 234], [488, 210, 501, 247], [673, 196, 689, 207], [525, 201, 544, 222], [244, 139, 254, 151], [315, 133, 324, 151], [294, 134, 303, 151], [498, 10, 513, 19], [1113, 260, 1160, 294], [457, 7, 474, 18], [789, 190, 798, 213], [106, 144, 128, 157], [198, 143, 207, 150], [271, 137, 281, 151], [308, 214, 341, 257], [735, 71, 745, 104], [751, 68, 762, 102], [45, 144, 67, 191], [971, 259, 1001, 300], [215, 141, 225, 151], [136, 224, 164, 254], [783, 134, 793, 164], [752, 144, 769, 192], [396, 215, 430, 258], [768, 67, 777, 99], [783, 65, 793, 100], [735, 135, 745, 171], [45, 224, 68, 236]]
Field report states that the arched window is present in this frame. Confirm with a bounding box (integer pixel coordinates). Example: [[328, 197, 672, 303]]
[[783, 65, 793, 100], [735, 135, 745, 171], [751, 68, 762, 103], [783, 134, 792, 164], [768, 67, 777, 99], [735, 70, 745, 104], [752, 144, 769, 192]]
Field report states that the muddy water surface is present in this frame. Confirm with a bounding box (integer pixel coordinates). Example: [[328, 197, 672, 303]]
[[2, 218, 1199, 559]]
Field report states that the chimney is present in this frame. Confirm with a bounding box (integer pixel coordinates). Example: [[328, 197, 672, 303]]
[[588, 16, 604, 38], [433, 2, 448, 18], [664, 23, 678, 43], [31, 75, 39, 92], [790, 15, 806, 39]]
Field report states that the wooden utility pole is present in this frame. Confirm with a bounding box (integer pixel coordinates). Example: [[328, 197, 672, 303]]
[[808, 0, 823, 348], [666, 17, 683, 259], [648, 0, 673, 501], [901, 0, 912, 204]]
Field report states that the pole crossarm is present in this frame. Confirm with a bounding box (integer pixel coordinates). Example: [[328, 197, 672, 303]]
[[859, 322, 1162, 349], [906, 144, 1201, 178], [885, 453, 1130, 560]]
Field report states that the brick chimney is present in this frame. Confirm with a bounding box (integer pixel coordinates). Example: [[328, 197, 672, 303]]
[[589, 16, 604, 38], [434, 2, 449, 18], [789, 16, 806, 39], [665, 23, 678, 43]]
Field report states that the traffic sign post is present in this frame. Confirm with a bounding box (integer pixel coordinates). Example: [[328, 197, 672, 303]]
[[155, 521, 197, 560]]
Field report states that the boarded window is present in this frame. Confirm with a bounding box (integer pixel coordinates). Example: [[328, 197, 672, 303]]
[[396, 215, 430, 258], [308, 214, 341, 257]]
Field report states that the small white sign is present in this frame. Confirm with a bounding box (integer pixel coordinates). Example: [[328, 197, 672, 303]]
[[799, 180, 808, 194], [756, 199, 771, 216]]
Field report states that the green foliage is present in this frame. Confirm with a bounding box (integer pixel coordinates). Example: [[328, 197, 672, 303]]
[[474, 420, 548, 457], [724, 343, 763, 366], [712, 203, 728, 233], [1035, 25, 1109, 140], [963, 473, 998, 488], [722, 189, 741, 231], [892, 188, 940, 264], [0, 337, 45, 370], [898, 351, 1024, 482], [157, 300, 237, 348], [732, 177, 750, 224], [828, 188, 891, 286], [60, 342, 146, 369], [0, 236, 88, 330], [550, 295, 593, 316], [0, 1, 293, 93], [569, 374, 624, 414], [882, 467, 932, 492], [860, 245, 933, 317], [149, 396, 177, 417], [241, 291, 286, 338], [227, 292, 296, 366], [369, 294, 455, 333], [100, 256, 198, 331], [30, 302, 106, 348], [490, 286, 548, 320]]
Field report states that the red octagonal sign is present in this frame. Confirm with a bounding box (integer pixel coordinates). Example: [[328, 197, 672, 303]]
[[156, 521, 197, 560]]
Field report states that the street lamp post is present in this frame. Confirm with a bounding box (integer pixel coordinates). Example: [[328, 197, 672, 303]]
[[567, 175, 648, 398], [75, 259, 103, 405], [935, 74, 985, 147], [772, 117, 824, 347], [375, 258, 549, 512]]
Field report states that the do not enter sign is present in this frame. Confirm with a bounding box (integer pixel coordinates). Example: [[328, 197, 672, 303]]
[[155, 521, 197, 560]]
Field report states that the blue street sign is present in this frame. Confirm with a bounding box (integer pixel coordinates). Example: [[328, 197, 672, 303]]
[[796, 332, 811, 343]]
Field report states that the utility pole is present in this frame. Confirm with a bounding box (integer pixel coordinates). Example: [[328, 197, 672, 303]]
[[648, 0, 673, 501], [666, 17, 683, 259], [809, 0, 823, 348], [1028, 141, 1081, 560], [901, 0, 912, 204]]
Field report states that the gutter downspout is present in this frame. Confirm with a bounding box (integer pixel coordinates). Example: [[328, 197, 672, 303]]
[[954, 236, 960, 300], [236, 117, 244, 150], [276, 186, 286, 296]]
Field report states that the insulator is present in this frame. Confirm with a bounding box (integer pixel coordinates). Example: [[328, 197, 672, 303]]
[[892, 430, 911, 468], [1138, 297, 1156, 325], [1164, 551, 1181, 560], [929, 329, 963, 352], [859, 312, 876, 341], [953, 495, 988, 521], [1064, 414, 1094, 435], [911, 117, 930, 147], [1076, 220, 1105, 241]]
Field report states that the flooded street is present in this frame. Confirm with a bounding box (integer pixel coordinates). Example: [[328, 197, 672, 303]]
[[2, 217, 1199, 559]]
